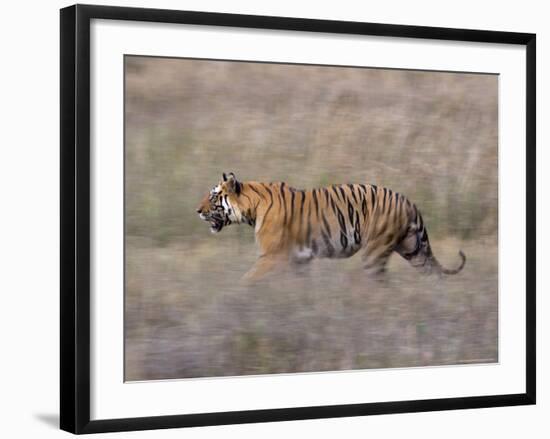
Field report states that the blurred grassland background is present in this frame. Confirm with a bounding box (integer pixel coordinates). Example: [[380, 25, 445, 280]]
[[125, 56, 498, 381]]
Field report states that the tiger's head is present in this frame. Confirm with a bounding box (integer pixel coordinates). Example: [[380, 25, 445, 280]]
[[197, 172, 243, 233]]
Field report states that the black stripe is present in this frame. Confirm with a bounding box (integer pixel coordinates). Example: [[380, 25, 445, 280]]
[[321, 211, 332, 238], [321, 230, 334, 257], [223, 195, 230, 215], [262, 183, 272, 197], [299, 191, 306, 229], [331, 185, 342, 202], [306, 195, 313, 245], [421, 227, 428, 242], [347, 203, 355, 226], [353, 211, 361, 245], [381, 188, 388, 212], [298, 191, 306, 239], [348, 184, 358, 204], [354, 210, 361, 245], [395, 192, 399, 213], [370, 186, 377, 207], [289, 190, 296, 225], [306, 219, 312, 246], [312, 189, 319, 219], [336, 207, 347, 236], [280, 183, 287, 225], [340, 233, 348, 250], [329, 193, 338, 215], [362, 197, 368, 217], [258, 185, 274, 233], [311, 239, 318, 255], [339, 186, 347, 202], [323, 187, 330, 204]]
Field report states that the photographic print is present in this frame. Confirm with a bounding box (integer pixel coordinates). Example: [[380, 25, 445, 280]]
[[124, 55, 498, 381]]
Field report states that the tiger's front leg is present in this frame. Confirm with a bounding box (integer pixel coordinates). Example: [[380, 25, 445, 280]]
[[241, 253, 288, 284]]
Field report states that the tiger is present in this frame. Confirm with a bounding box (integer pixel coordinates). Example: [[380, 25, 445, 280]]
[[196, 172, 465, 282]]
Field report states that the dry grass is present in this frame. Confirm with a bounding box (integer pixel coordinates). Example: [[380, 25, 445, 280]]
[[124, 56, 498, 380], [125, 236, 497, 380]]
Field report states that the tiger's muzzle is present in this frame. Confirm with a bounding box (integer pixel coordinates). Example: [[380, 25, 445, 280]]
[[197, 206, 229, 234]]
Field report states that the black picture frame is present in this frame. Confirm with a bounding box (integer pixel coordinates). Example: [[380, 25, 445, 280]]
[[60, 4, 536, 434]]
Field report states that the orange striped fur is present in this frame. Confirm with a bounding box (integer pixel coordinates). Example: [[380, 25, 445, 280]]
[[197, 173, 465, 282]]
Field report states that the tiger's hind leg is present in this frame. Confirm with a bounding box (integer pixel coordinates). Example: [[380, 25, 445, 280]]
[[361, 243, 395, 280], [395, 225, 437, 276]]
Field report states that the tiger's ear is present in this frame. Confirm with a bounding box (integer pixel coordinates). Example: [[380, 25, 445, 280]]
[[226, 172, 241, 195]]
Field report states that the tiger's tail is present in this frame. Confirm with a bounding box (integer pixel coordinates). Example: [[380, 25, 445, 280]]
[[431, 249, 466, 275], [402, 209, 466, 276]]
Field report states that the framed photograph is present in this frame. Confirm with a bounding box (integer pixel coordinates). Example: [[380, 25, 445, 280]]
[[60, 4, 536, 434]]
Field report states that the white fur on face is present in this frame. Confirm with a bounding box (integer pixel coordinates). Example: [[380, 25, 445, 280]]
[[210, 185, 221, 197], [222, 196, 242, 223], [221, 195, 230, 212]]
